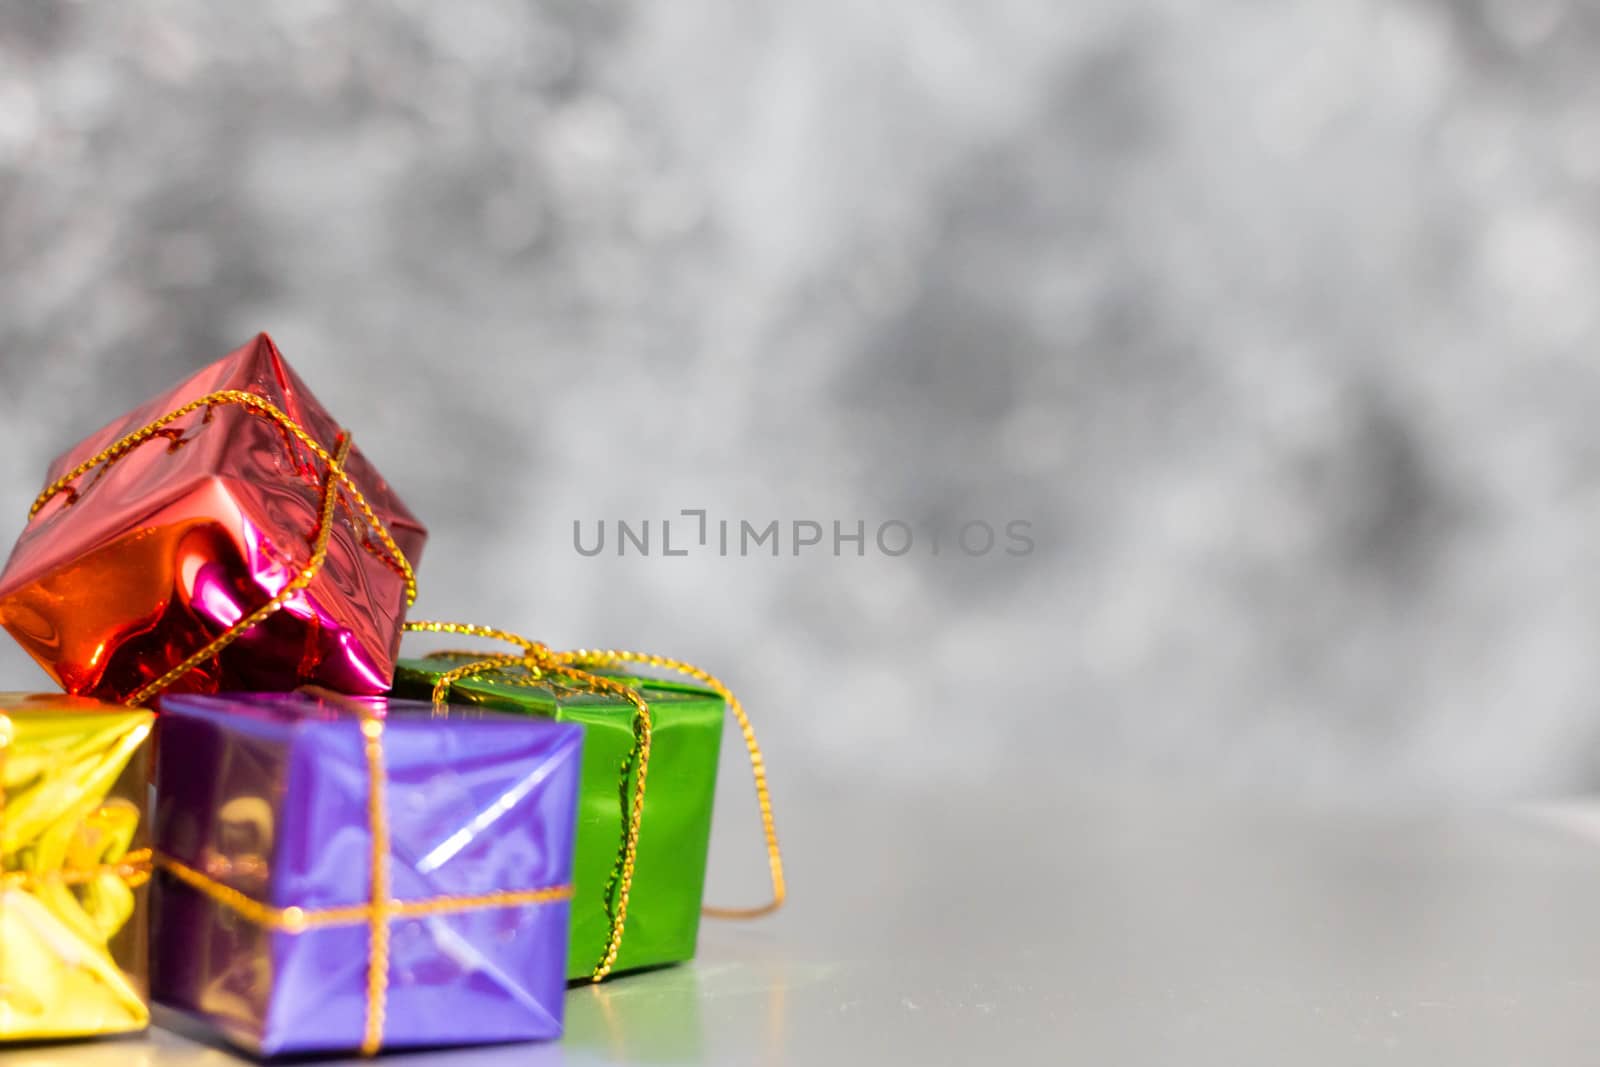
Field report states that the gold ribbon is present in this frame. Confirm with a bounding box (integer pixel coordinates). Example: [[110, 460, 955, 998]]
[[0, 848, 153, 892], [154, 689, 575, 1057], [401, 621, 786, 983], [28, 389, 418, 708]]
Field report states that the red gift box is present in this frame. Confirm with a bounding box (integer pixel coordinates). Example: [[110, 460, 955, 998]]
[[0, 333, 426, 704]]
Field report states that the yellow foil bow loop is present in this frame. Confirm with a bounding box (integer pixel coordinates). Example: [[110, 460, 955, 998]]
[[25, 390, 418, 708], [26, 798, 146, 945], [401, 620, 786, 981]]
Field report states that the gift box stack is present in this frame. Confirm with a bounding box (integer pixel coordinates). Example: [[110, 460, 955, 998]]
[[0, 335, 782, 1057]]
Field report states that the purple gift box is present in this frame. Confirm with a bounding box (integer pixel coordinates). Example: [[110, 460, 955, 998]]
[[150, 691, 582, 1057]]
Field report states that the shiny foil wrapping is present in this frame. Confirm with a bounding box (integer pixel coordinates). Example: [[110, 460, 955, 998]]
[[0, 694, 153, 1042], [150, 691, 581, 1056], [0, 334, 427, 704], [392, 657, 724, 980]]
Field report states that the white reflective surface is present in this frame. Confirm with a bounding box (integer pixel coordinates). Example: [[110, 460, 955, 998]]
[[14, 782, 1600, 1065]]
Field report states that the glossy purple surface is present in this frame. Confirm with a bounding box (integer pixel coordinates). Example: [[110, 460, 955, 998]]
[[151, 692, 581, 1056]]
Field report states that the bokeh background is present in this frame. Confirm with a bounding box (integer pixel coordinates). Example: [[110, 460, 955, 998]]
[[1, 1, 1597, 815]]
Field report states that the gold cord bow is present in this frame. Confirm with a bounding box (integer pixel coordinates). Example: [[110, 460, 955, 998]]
[[402, 620, 786, 983]]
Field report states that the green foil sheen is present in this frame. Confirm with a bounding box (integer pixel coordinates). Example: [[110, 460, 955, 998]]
[[391, 656, 723, 980]]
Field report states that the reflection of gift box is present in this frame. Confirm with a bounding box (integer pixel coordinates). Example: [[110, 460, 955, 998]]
[[392, 656, 724, 981], [566, 965, 708, 1063], [0, 333, 426, 705], [150, 690, 581, 1057], [0, 694, 153, 1042]]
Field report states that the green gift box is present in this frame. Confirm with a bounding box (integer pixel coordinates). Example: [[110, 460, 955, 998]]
[[392, 655, 724, 981]]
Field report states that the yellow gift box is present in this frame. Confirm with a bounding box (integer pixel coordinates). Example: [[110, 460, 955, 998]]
[[0, 694, 153, 1042]]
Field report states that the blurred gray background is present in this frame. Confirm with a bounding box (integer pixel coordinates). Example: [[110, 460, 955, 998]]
[[0, 1, 1596, 814]]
